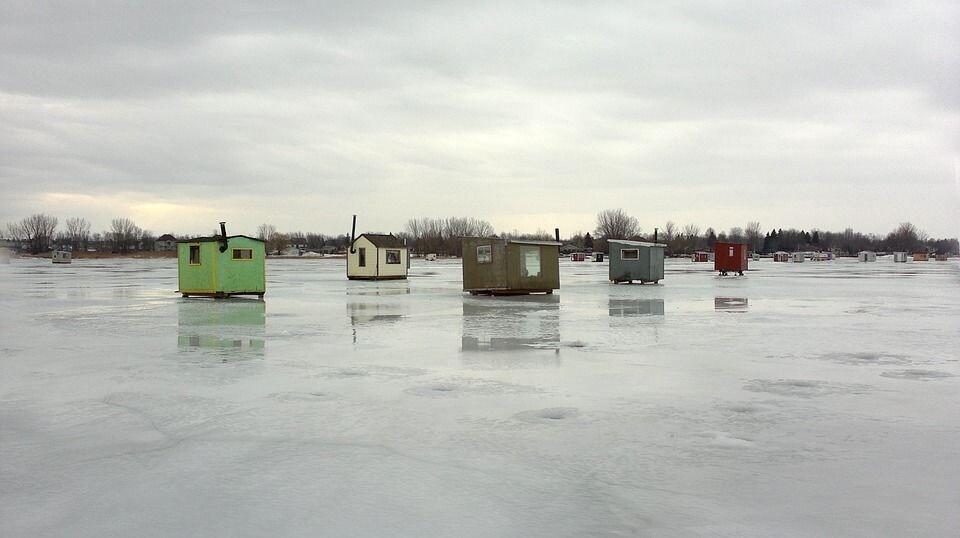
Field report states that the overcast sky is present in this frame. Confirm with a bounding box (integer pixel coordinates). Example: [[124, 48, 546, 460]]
[[1, 1, 957, 238]]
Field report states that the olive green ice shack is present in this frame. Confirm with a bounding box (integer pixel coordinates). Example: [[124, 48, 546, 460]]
[[177, 223, 266, 298], [462, 237, 561, 295]]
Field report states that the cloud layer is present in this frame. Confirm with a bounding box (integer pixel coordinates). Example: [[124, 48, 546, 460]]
[[1, 1, 957, 237]]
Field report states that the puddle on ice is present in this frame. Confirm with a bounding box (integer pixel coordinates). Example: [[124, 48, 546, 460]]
[[880, 369, 955, 381], [743, 379, 873, 398], [513, 407, 579, 423]]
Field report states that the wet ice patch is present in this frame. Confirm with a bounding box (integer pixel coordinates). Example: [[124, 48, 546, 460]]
[[319, 366, 427, 379], [880, 369, 954, 381], [405, 378, 541, 398], [695, 431, 756, 449], [514, 407, 579, 423], [743, 379, 872, 398], [817, 351, 910, 366], [268, 391, 336, 402]]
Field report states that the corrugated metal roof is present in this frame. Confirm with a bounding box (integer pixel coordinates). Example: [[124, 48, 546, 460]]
[[607, 239, 666, 248]]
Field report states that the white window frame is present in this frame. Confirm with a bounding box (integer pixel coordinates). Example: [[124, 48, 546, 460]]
[[385, 249, 401, 264], [477, 245, 492, 264]]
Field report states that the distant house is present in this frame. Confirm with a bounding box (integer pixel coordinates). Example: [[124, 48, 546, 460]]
[[156, 234, 177, 251], [912, 252, 929, 262], [858, 251, 877, 262], [773, 251, 789, 262]]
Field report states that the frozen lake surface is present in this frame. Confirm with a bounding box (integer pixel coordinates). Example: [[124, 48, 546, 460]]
[[2, 256, 959, 537]]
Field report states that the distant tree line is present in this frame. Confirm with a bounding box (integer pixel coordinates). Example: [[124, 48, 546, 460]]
[[4, 211, 958, 257], [581, 210, 958, 256], [3, 213, 159, 254]]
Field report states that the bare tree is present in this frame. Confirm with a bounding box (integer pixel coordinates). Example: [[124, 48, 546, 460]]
[[257, 223, 277, 242], [65, 217, 91, 250], [110, 217, 141, 253], [885, 222, 927, 252], [9, 214, 59, 254], [744, 221, 762, 252], [595, 209, 640, 240], [728, 226, 745, 244]]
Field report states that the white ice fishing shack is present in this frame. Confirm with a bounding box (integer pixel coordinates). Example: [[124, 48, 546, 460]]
[[346, 216, 408, 281]]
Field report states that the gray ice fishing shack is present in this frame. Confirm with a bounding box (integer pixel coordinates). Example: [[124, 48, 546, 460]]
[[608, 239, 666, 284]]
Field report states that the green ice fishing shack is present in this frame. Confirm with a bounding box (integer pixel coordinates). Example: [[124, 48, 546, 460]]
[[177, 222, 266, 298]]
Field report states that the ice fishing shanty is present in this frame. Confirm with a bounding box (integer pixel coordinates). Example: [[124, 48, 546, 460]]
[[893, 252, 908, 263], [52, 250, 72, 264], [177, 222, 266, 298], [608, 240, 666, 284], [912, 252, 929, 262], [773, 251, 789, 262], [461, 232, 561, 295], [714, 242, 748, 276], [346, 216, 408, 281], [790, 252, 805, 263], [858, 251, 877, 262], [692, 251, 711, 262]]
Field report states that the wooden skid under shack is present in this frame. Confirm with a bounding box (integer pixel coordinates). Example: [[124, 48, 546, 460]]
[[467, 288, 555, 296], [180, 291, 265, 299]]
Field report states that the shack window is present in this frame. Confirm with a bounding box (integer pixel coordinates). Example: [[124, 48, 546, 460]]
[[358, 247, 366, 267], [621, 248, 639, 260], [189, 245, 201, 265], [386, 249, 401, 264], [232, 248, 253, 260], [520, 246, 541, 278], [477, 245, 492, 264]]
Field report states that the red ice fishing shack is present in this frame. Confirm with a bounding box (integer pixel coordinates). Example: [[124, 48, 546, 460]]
[[714, 242, 748, 276]]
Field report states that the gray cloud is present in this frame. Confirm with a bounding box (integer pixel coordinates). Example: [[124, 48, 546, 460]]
[[1, 1, 957, 236]]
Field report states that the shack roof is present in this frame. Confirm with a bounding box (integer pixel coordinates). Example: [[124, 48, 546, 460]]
[[176, 235, 263, 243], [461, 237, 562, 247], [157, 234, 177, 242], [508, 239, 562, 247], [608, 239, 666, 248], [357, 233, 405, 249]]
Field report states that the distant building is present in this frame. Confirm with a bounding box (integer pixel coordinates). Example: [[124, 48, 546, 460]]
[[912, 252, 929, 262], [156, 234, 177, 251], [773, 251, 789, 262], [858, 251, 877, 262], [893, 252, 908, 263]]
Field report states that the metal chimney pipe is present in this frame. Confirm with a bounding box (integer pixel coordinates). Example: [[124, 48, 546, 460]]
[[218, 222, 228, 252], [654, 227, 658, 243], [555, 228, 560, 242], [350, 215, 357, 253]]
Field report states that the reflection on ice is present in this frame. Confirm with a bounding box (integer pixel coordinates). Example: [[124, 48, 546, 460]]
[[715, 297, 748, 312], [461, 295, 560, 353], [347, 302, 406, 325], [608, 298, 665, 317], [177, 299, 266, 357]]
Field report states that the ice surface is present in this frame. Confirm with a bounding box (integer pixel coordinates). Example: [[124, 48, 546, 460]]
[[1, 257, 959, 537]]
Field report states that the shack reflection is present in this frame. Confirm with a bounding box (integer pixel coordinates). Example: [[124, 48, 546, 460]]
[[608, 298, 665, 317], [461, 295, 560, 353], [177, 299, 265, 357], [715, 297, 748, 312]]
